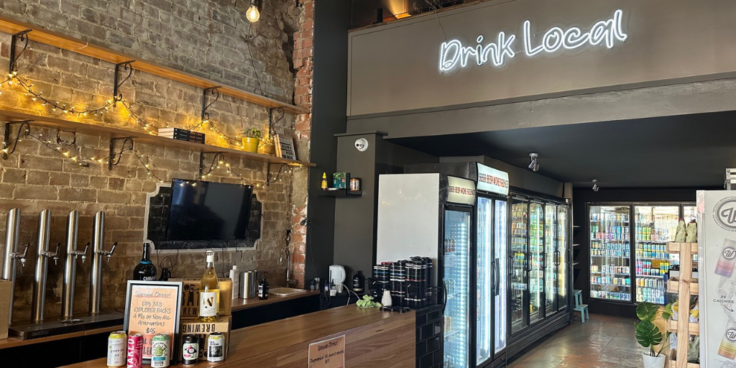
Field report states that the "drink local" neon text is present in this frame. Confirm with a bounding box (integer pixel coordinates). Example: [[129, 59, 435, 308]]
[[439, 9, 627, 71]]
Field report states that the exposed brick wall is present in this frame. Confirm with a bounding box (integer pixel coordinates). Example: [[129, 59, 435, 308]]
[[0, 0, 310, 323], [289, 0, 313, 288]]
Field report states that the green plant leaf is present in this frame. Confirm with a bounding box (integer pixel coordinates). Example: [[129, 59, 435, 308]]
[[661, 302, 673, 321], [636, 320, 662, 348], [636, 302, 659, 321]]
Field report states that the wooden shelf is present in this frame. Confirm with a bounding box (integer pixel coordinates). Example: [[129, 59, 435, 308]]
[[320, 189, 362, 197], [669, 361, 699, 368], [668, 319, 699, 335], [667, 280, 698, 295], [0, 15, 308, 115], [0, 108, 315, 167], [667, 243, 698, 254]]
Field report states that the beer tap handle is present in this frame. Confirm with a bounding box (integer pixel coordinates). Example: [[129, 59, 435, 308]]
[[52, 242, 61, 266], [80, 242, 90, 263], [18, 243, 29, 267], [106, 242, 117, 263]]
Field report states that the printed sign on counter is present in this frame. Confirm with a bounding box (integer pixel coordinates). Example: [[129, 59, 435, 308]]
[[308, 335, 345, 368], [447, 176, 476, 205], [476, 163, 509, 195], [123, 281, 183, 364]]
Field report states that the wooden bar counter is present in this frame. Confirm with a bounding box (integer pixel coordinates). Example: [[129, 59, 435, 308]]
[[62, 306, 416, 368]]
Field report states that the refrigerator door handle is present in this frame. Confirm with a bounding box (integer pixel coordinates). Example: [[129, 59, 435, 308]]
[[494, 257, 501, 296], [508, 255, 514, 276], [442, 278, 448, 314]]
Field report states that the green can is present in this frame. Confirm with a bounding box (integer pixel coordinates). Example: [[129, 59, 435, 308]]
[[150, 334, 170, 368]]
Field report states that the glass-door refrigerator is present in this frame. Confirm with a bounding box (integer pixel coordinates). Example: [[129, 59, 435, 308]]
[[589, 205, 632, 302], [557, 205, 569, 311], [529, 202, 545, 325], [510, 197, 529, 335], [634, 205, 678, 304], [545, 204, 558, 316]]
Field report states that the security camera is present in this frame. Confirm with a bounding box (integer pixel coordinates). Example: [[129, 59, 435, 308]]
[[354, 138, 369, 152]]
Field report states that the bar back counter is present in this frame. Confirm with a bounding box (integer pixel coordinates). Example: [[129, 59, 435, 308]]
[[62, 306, 415, 368]]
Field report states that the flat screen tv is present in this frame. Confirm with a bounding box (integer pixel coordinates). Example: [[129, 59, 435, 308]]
[[166, 179, 254, 241]]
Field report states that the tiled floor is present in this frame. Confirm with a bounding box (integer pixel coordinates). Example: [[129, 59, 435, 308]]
[[508, 314, 642, 368]]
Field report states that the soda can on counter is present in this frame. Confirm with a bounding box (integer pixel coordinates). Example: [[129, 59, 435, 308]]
[[107, 331, 127, 367], [126, 333, 143, 368], [150, 334, 170, 368], [207, 332, 225, 362], [350, 178, 361, 191], [182, 335, 199, 365]]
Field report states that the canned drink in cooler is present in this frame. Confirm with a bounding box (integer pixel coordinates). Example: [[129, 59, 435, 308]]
[[126, 333, 143, 368], [107, 331, 127, 367], [151, 334, 170, 368], [207, 332, 225, 362]]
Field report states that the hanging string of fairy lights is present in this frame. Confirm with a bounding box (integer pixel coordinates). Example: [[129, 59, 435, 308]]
[[104, 137, 165, 183], [200, 152, 269, 188], [188, 87, 245, 149]]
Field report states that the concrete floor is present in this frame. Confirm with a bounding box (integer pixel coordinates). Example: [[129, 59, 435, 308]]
[[508, 314, 643, 368]]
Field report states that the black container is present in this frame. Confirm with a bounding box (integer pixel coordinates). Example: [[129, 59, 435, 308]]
[[182, 335, 199, 365], [352, 270, 365, 293]]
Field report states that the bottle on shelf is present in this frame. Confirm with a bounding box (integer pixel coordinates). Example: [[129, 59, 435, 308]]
[[258, 273, 270, 300], [199, 251, 220, 322], [133, 243, 157, 281]]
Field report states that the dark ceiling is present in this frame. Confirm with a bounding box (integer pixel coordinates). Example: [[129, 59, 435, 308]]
[[389, 111, 736, 188]]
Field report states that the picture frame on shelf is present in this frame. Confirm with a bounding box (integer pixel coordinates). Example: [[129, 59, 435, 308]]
[[274, 133, 297, 161]]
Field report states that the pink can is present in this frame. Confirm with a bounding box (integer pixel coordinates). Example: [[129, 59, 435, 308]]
[[127, 333, 143, 368]]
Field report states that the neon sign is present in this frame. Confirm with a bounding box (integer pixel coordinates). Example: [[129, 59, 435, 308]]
[[439, 9, 627, 72]]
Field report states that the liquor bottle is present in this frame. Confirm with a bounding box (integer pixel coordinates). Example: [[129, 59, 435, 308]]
[[133, 243, 157, 281], [199, 251, 219, 322], [258, 274, 269, 300]]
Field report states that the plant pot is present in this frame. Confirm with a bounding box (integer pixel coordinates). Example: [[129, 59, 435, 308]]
[[257, 140, 275, 155], [642, 353, 665, 368], [242, 137, 260, 153]]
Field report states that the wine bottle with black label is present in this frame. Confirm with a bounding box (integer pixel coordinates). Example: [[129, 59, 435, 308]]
[[258, 274, 269, 300], [133, 243, 157, 281]]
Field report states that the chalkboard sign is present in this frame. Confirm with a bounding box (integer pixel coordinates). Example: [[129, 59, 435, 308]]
[[144, 182, 262, 250], [123, 281, 183, 365]]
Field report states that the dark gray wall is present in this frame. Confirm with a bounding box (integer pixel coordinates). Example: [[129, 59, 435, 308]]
[[332, 132, 437, 280], [305, 0, 351, 284]]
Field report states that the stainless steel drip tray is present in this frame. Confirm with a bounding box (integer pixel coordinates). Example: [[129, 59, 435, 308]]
[[9, 312, 124, 340]]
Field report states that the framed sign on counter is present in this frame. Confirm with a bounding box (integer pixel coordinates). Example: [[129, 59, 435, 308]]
[[123, 280, 183, 365]]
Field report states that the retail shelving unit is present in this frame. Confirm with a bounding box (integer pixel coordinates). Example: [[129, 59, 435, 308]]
[[666, 242, 699, 368]]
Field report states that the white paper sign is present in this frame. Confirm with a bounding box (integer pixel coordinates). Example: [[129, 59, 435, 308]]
[[447, 176, 476, 205], [476, 164, 509, 196], [699, 191, 736, 367]]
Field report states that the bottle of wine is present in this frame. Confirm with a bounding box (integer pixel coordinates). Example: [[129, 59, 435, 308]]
[[199, 251, 220, 322], [133, 243, 157, 281]]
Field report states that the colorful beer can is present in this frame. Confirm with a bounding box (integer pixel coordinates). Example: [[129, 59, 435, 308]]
[[126, 333, 143, 368], [151, 334, 170, 368], [207, 332, 225, 362], [182, 335, 199, 365], [107, 331, 127, 367]]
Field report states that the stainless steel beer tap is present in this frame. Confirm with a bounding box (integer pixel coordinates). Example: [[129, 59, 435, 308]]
[[61, 210, 88, 322], [89, 212, 117, 315], [31, 209, 60, 323], [2, 208, 28, 325]]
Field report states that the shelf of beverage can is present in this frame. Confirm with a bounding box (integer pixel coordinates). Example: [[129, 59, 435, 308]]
[[591, 239, 630, 242], [591, 283, 631, 287], [636, 274, 664, 278], [591, 272, 631, 277], [667, 280, 698, 295], [667, 320, 699, 335], [636, 240, 670, 244], [636, 257, 669, 261], [591, 255, 631, 258]]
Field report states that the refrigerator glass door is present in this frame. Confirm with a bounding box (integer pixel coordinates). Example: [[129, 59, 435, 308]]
[[545, 204, 558, 316], [589, 205, 632, 301], [529, 203, 544, 324], [494, 199, 508, 355], [672, 205, 698, 266], [634, 205, 678, 304], [510, 199, 529, 334], [476, 198, 493, 365], [557, 206, 569, 310], [444, 209, 471, 368]]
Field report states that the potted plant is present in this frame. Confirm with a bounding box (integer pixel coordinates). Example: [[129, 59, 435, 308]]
[[241, 127, 262, 153], [636, 302, 673, 368]]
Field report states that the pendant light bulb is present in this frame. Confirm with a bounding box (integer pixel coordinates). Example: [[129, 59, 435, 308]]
[[246, 5, 260, 22]]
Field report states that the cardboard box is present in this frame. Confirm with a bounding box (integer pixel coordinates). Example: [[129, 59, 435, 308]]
[[170, 278, 232, 319], [180, 316, 231, 361], [0, 280, 10, 339]]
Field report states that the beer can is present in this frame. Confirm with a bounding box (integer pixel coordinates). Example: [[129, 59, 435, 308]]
[[207, 332, 225, 362], [182, 335, 199, 365], [126, 333, 143, 368], [151, 334, 170, 368], [107, 331, 127, 367]]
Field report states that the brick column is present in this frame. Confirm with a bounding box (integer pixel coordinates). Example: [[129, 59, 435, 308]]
[[290, 0, 314, 288]]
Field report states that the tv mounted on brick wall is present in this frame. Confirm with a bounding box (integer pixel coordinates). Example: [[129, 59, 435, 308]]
[[166, 179, 254, 241]]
